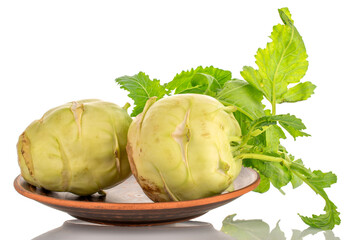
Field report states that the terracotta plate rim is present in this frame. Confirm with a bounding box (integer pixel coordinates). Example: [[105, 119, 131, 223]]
[[14, 168, 260, 210]]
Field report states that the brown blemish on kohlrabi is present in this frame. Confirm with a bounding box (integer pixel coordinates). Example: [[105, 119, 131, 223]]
[[19, 132, 36, 178], [127, 140, 166, 201], [201, 132, 210, 137], [138, 176, 167, 202]]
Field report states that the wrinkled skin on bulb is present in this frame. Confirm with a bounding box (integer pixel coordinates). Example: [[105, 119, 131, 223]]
[[127, 94, 242, 202], [17, 99, 132, 196]]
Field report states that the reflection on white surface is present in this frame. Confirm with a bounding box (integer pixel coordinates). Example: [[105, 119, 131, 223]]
[[32, 220, 234, 240], [32, 216, 341, 240], [221, 214, 340, 240]]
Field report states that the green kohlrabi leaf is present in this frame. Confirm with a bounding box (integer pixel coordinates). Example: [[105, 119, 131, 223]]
[[265, 125, 286, 153], [239, 145, 340, 230], [165, 66, 232, 96], [243, 157, 291, 193], [232, 110, 253, 137], [253, 172, 271, 193], [278, 81, 316, 103], [278, 6, 294, 24], [115, 72, 167, 117], [290, 159, 304, 189], [289, 162, 341, 230], [216, 79, 265, 120], [249, 114, 310, 140], [240, 8, 312, 113]]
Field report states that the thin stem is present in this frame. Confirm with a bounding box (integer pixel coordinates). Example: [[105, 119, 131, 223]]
[[231, 146, 242, 153], [122, 102, 131, 110], [98, 190, 107, 196], [223, 106, 237, 113], [229, 136, 242, 143], [250, 126, 269, 137], [236, 153, 284, 163], [239, 135, 251, 148], [217, 100, 255, 120], [272, 101, 276, 115]]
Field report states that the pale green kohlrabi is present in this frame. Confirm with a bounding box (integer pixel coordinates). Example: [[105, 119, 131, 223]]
[[17, 99, 132, 196], [126, 94, 242, 202]]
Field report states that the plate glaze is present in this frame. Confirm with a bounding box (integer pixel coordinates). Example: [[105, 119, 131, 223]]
[[14, 167, 260, 226]]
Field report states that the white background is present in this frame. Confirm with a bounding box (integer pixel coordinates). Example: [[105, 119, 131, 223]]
[[1, 0, 359, 239]]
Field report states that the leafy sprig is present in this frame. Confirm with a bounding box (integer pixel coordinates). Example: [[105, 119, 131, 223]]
[[240, 8, 315, 114], [166, 66, 232, 96], [115, 7, 340, 230], [115, 72, 167, 117]]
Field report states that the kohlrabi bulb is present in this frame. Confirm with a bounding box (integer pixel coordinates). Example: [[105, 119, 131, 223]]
[[17, 99, 132, 196], [127, 94, 242, 202]]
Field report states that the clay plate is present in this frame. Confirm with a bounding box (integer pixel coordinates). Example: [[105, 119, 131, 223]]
[[14, 167, 260, 226]]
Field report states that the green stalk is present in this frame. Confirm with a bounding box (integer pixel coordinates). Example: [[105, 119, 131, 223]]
[[236, 153, 284, 163], [272, 98, 276, 115], [271, 21, 295, 116]]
